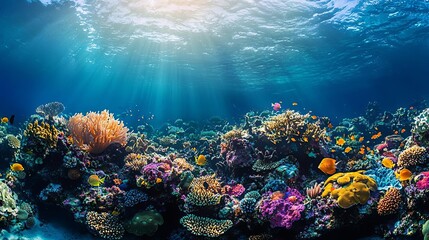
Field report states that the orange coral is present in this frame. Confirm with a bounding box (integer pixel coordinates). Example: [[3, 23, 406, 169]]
[[377, 188, 401, 216], [68, 110, 128, 154]]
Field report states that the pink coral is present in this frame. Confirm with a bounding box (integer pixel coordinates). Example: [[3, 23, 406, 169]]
[[416, 172, 429, 190], [222, 184, 245, 197], [258, 188, 304, 229]]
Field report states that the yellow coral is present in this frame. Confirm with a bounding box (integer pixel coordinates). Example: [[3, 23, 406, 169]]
[[187, 174, 222, 206], [322, 171, 377, 209], [68, 110, 128, 154], [180, 214, 233, 237], [24, 120, 59, 148]]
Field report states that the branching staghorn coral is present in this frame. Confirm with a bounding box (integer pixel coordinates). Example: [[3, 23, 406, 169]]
[[180, 214, 233, 237], [261, 110, 327, 144], [68, 110, 128, 154], [262, 110, 308, 143], [186, 174, 222, 206], [222, 128, 248, 142]]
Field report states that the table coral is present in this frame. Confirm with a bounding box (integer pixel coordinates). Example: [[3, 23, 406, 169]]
[[180, 214, 233, 237], [35, 102, 65, 118]]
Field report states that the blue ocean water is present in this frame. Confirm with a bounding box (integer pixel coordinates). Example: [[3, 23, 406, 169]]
[[1, 0, 429, 126]]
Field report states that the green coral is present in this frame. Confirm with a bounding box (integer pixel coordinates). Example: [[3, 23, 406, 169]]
[[423, 220, 429, 240], [125, 210, 164, 236]]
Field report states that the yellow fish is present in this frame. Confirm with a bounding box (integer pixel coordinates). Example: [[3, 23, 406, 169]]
[[381, 158, 394, 169], [336, 138, 346, 146], [395, 169, 412, 181], [349, 135, 355, 141], [88, 175, 105, 187], [358, 136, 364, 142], [292, 102, 298, 106], [291, 137, 297, 142], [1, 117, 8, 123], [156, 178, 163, 184], [302, 137, 309, 142], [344, 147, 352, 153], [195, 155, 207, 166], [10, 163, 24, 171], [318, 158, 336, 175], [359, 147, 365, 155], [311, 115, 317, 120]]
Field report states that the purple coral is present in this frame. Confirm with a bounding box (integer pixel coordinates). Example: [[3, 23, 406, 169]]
[[258, 188, 305, 229], [225, 138, 254, 167]]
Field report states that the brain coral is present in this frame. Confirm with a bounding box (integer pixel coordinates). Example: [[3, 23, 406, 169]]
[[377, 188, 401, 216], [86, 211, 124, 239], [397, 145, 427, 168]]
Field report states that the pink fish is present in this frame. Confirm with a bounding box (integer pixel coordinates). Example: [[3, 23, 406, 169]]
[[272, 102, 281, 111]]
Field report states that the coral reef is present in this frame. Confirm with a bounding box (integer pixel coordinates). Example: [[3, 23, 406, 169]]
[[3, 104, 429, 239]]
